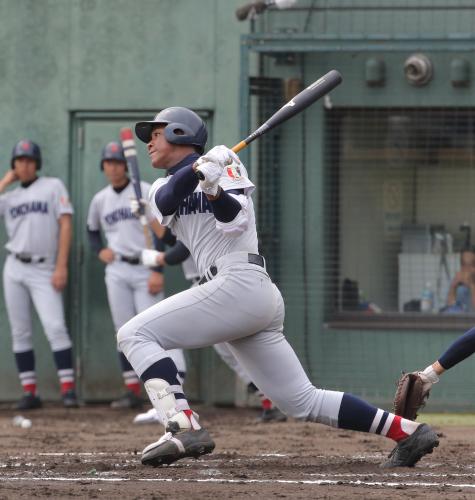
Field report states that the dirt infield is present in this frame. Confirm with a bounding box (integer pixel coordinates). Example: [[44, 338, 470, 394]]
[[0, 404, 474, 499]]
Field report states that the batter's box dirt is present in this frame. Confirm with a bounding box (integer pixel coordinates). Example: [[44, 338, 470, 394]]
[[0, 405, 474, 499]]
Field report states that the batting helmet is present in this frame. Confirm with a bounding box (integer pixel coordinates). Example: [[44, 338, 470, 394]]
[[11, 140, 42, 170], [100, 141, 126, 170], [135, 107, 208, 154]]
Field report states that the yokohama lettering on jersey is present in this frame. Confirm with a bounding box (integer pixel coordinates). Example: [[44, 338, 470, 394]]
[[87, 181, 154, 256], [148, 162, 258, 277], [0, 177, 73, 258]]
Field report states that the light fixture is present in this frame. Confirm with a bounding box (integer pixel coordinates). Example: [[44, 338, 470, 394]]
[[235, 0, 297, 21]]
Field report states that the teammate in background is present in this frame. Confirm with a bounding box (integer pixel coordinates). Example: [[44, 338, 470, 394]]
[[394, 326, 475, 418], [135, 231, 286, 424], [86, 142, 186, 409], [117, 107, 439, 468], [444, 248, 475, 313], [0, 140, 78, 409]]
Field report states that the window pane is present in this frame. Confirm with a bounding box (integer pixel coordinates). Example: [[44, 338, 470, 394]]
[[326, 108, 475, 317]]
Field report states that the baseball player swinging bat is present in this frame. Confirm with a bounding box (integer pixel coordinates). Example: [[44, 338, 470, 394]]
[[120, 127, 153, 248], [196, 69, 342, 180]]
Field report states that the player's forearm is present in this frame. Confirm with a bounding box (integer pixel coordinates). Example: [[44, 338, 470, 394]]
[[87, 227, 104, 254], [149, 219, 166, 239], [207, 188, 242, 222], [155, 165, 199, 215], [161, 227, 177, 247], [164, 241, 190, 266], [56, 215, 72, 267]]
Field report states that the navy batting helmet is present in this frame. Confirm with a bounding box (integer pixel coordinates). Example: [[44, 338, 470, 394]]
[[135, 107, 208, 154], [100, 141, 126, 170], [11, 140, 42, 170]]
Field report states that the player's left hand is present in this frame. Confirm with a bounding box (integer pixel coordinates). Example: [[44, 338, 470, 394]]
[[51, 265, 68, 291], [200, 145, 240, 169], [148, 271, 164, 295], [198, 162, 222, 196]]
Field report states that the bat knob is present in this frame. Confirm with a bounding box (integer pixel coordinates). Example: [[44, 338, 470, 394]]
[[195, 169, 205, 181]]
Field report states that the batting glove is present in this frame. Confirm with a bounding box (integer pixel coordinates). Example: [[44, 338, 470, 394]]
[[200, 145, 240, 169], [130, 198, 147, 217], [196, 161, 222, 195], [140, 249, 160, 267]]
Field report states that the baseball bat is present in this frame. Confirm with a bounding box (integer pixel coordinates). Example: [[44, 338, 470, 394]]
[[120, 127, 153, 249], [196, 69, 342, 180]]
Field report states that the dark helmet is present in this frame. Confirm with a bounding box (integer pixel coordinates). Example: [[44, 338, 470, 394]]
[[11, 140, 42, 170], [135, 107, 207, 154], [100, 141, 126, 170]]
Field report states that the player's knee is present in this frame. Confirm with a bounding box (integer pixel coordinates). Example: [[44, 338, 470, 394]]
[[117, 320, 139, 353]]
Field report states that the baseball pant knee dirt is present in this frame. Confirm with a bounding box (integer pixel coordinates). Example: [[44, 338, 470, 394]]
[[3, 256, 71, 353], [118, 264, 343, 424], [106, 262, 185, 373]]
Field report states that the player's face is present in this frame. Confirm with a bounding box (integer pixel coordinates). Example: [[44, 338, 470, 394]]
[[103, 160, 128, 187], [13, 157, 37, 182], [148, 126, 179, 169]]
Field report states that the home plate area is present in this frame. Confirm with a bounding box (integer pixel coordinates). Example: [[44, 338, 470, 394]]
[[0, 405, 474, 499]]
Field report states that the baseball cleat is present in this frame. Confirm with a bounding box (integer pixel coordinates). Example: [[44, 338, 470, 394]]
[[259, 407, 287, 423], [381, 423, 439, 468], [110, 391, 143, 409], [141, 421, 215, 467], [62, 389, 79, 408], [16, 392, 42, 410], [133, 407, 161, 425]]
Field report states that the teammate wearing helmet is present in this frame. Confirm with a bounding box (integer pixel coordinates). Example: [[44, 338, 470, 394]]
[[87, 142, 186, 409], [0, 140, 78, 409], [118, 107, 439, 469]]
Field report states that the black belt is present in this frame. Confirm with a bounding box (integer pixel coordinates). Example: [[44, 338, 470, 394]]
[[198, 254, 265, 285], [120, 255, 140, 265], [11, 252, 45, 264]]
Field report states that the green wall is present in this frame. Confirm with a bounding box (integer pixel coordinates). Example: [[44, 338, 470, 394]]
[[0, 0, 248, 402]]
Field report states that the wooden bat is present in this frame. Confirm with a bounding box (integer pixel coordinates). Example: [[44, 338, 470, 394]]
[[196, 69, 342, 179], [120, 127, 152, 249]]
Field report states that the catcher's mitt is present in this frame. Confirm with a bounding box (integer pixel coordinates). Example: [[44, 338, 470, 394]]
[[393, 371, 431, 421]]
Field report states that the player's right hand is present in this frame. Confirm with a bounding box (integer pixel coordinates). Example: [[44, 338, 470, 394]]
[[200, 145, 240, 169], [0, 170, 19, 190], [99, 248, 115, 264]]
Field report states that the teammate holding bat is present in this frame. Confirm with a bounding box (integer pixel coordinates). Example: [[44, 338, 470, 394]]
[[118, 95, 439, 468], [86, 142, 186, 409]]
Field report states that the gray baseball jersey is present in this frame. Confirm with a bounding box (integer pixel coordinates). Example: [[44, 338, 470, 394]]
[[87, 181, 154, 256], [148, 164, 257, 276], [87, 180, 186, 374], [0, 177, 73, 258], [0, 176, 73, 355]]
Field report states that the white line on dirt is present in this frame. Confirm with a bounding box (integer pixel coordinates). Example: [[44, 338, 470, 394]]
[[1, 477, 475, 489]]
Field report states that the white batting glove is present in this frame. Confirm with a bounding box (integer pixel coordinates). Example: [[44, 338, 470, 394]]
[[140, 249, 160, 267], [196, 161, 223, 195], [130, 198, 147, 217], [200, 145, 240, 169]]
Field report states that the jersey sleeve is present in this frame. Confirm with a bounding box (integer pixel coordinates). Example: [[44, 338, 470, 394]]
[[148, 177, 176, 226], [141, 182, 156, 223], [219, 161, 255, 196], [53, 179, 74, 218], [86, 194, 101, 231]]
